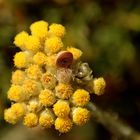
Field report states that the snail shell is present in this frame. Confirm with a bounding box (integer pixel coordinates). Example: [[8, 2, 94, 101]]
[[56, 51, 73, 68]]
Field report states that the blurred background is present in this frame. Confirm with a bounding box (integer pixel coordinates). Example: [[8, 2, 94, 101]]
[[0, 0, 140, 140]]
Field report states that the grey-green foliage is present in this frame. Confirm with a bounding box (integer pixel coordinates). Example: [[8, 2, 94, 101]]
[[0, 52, 11, 101]]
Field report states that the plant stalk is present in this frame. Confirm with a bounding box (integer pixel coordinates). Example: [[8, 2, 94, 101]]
[[88, 102, 140, 140]]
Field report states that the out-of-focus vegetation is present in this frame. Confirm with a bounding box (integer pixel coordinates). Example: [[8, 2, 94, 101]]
[[0, 0, 140, 140]]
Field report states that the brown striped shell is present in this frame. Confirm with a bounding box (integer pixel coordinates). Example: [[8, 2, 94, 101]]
[[56, 51, 73, 68]]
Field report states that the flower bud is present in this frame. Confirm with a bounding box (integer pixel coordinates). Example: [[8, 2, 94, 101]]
[[45, 37, 63, 55], [39, 109, 55, 128], [53, 100, 70, 118], [23, 113, 38, 128], [49, 23, 66, 38], [11, 70, 26, 85], [14, 51, 32, 68], [93, 77, 106, 95], [26, 64, 42, 80], [55, 83, 73, 99], [71, 89, 90, 106], [41, 72, 56, 89], [72, 107, 90, 126], [55, 117, 72, 133], [39, 89, 56, 106]]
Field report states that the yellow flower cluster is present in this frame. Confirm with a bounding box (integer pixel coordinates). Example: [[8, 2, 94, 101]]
[[5, 20, 106, 133]]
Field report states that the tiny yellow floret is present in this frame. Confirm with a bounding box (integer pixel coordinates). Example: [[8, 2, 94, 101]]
[[14, 51, 31, 68], [25, 35, 41, 52], [45, 55, 56, 68], [39, 89, 56, 106], [23, 113, 38, 127], [39, 110, 54, 128], [8, 85, 25, 102], [14, 31, 29, 50], [67, 47, 83, 60], [11, 103, 26, 118], [33, 52, 47, 65], [26, 64, 42, 80], [49, 23, 66, 38], [93, 77, 106, 95], [23, 79, 41, 97], [72, 107, 90, 126], [41, 72, 56, 89], [27, 98, 41, 113], [72, 89, 90, 106], [55, 117, 72, 133], [45, 37, 63, 54], [11, 70, 26, 85], [53, 100, 70, 118], [4, 108, 18, 124], [30, 20, 48, 41], [55, 83, 73, 99], [4, 103, 26, 124]]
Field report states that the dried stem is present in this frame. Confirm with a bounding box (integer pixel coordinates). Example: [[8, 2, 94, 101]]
[[88, 102, 140, 140]]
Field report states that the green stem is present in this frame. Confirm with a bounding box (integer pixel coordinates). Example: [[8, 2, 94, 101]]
[[88, 102, 140, 140]]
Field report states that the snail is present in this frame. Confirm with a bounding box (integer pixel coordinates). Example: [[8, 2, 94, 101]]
[[56, 51, 73, 83], [55, 51, 93, 85]]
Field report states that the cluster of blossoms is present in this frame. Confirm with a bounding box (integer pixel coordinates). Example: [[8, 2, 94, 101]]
[[4, 20, 106, 133]]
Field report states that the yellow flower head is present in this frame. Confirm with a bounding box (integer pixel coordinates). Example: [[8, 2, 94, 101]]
[[49, 23, 66, 38], [72, 89, 90, 106], [11, 70, 26, 85], [11, 103, 26, 118], [93, 77, 106, 95], [27, 98, 41, 113], [23, 113, 38, 127], [14, 31, 29, 50], [45, 55, 56, 68], [39, 89, 56, 106], [14, 51, 32, 68], [30, 20, 48, 41], [45, 37, 63, 55], [4, 108, 18, 124], [4, 103, 26, 124], [55, 117, 72, 133], [33, 52, 47, 65], [25, 35, 41, 52], [67, 47, 83, 60], [23, 79, 41, 96], [39, 109, 54, 128], [53, 100, 70, 118], [55, 83, 73, 99], [8, 85, 26, 102], [72, 107, 90, 126], [41, 72, 56, 89], [5, 20, 106, 133], [26, 64, 42, 80]]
